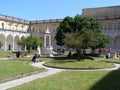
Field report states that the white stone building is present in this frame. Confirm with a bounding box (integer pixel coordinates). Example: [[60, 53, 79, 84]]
[[0, 5, 120, 51], [0, 15, 30, 51], [29, 19, 62, 51], [82, 5, 120, 50]]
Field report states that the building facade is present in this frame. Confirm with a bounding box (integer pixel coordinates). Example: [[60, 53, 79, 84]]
[[0, 5, 120, 51], [82, 5, 120, 50], [30, 19, 62, 51], [0, 15, 30, 51]]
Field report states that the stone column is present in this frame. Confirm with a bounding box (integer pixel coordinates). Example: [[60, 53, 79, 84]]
[[4, 37, 7, 51], [12, 37, 15, 51], [44, 35, 46, 47]]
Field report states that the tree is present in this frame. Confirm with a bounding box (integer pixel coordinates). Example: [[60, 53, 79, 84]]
[[0, 41, 3, 49], [55, 16, 74, 46], [64, 32, 84, 56], [17, 35, 43, 52], [55, 15, 109, 55], [64, 31, 84, 48]]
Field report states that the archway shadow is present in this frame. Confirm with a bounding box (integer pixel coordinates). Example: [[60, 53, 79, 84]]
[[90, 70, 120, 90]]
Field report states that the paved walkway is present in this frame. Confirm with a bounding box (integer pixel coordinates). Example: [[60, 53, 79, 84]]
[[0, 58, 13, 60], [0, 61, 120, 90]]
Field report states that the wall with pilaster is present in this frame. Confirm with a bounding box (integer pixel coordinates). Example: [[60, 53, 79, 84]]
[[82, 6, 120, 17], [82, 6, 120, 50], [30, 20, 60, 50]]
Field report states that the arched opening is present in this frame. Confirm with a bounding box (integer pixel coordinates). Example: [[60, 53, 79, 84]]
[[52, 36, 57, 50], [2, 23, 4, 29], [46, 35, 49, 46], [8, 44, 11, 50], [20, 36, 25, 50], [7, 34, 13, 50], [14, 35, 20, 50]]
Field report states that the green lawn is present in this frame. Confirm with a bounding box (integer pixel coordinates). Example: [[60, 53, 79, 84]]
[[40, 57, 54, 62], [0, 51, 13, 58], [9, 70, 120, 90], [0, 50, 36, 58], [103, 58, 120, 63], [0, 57, 44, 82], [44, 57, 115, 69], [1, 55, 120, 90]]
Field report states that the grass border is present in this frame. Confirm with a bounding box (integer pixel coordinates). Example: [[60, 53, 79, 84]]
[[43, 63, 115, 70], [0, 62, 47, 84], [0, 69, 47, 84]]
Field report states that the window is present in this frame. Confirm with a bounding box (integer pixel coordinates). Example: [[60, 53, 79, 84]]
[[2, 23, 4, 29]]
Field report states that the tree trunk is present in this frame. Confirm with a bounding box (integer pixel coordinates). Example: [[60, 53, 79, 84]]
[[76, 48, 81, 56], [91, 48, 96, 54]]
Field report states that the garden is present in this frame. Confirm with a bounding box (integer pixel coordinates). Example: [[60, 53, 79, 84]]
[[0, 51, 120, 90], [6, 56, 120, 90], [1, 15, 120, 90]]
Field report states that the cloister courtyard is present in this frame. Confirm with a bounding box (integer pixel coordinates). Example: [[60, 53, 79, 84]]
[[0, 5, 120, 90], [0, 50, 120, 90]]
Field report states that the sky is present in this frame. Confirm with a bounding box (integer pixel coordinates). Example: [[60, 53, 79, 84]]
[[0, 0, 120, 21]]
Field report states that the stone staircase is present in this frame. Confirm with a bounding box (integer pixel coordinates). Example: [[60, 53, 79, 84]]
[[41, 47, 55, 57]]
